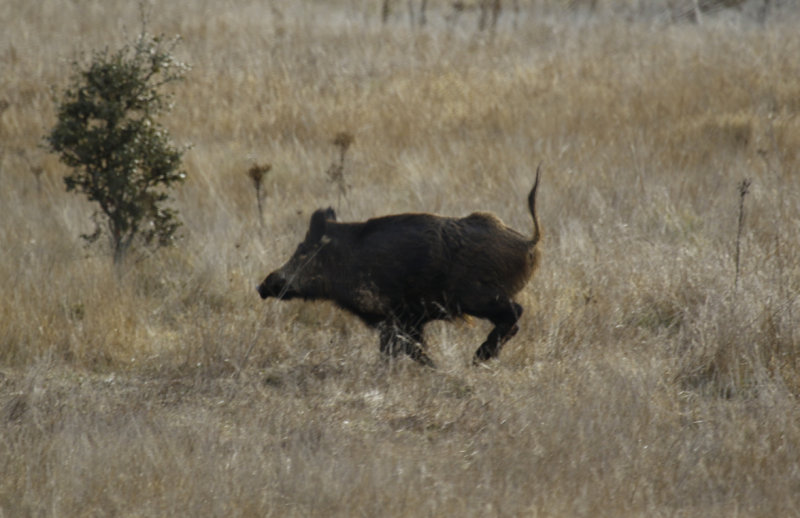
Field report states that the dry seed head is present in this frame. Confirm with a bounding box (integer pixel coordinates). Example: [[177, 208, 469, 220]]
[[739, 178, 751, 198], [332, 132, 354, 152], [248, 163, 271, 187]]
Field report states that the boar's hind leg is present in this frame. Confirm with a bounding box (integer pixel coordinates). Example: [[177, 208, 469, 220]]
[[472, 301, 523, 364], [379, 321, 435, 368]]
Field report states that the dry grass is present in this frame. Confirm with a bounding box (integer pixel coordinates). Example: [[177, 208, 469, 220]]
[[2, 0, 800, 516]]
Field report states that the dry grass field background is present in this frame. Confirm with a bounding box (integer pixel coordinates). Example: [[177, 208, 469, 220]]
[[2, 0, 800, 515]]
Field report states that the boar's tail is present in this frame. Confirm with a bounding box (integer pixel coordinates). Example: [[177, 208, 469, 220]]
[[527, 165, 542, 246]]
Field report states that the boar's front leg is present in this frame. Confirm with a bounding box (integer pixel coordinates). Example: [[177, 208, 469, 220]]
[[472, 301, 523, 364], [378, 320, 435, 368]]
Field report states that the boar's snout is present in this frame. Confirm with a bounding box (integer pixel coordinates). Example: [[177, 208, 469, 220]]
[[257, 272, 286, 299]]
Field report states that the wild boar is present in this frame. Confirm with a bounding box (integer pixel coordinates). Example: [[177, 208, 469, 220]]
[[257, 169, 542, 367]]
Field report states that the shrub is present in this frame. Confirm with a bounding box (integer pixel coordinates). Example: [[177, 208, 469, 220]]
[[46, 29, 189, 264]]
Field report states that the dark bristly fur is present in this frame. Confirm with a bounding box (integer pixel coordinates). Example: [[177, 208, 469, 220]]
[[257, 169, 542, 367]]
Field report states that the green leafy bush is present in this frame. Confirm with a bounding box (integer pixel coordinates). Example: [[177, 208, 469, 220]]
[[46, 30, 189, 264]]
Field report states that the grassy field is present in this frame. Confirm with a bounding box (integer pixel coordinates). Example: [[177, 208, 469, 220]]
[[2, 0, 800, 515]]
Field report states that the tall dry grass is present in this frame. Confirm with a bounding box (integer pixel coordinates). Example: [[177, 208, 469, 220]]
[[2, 0, 800, 516]]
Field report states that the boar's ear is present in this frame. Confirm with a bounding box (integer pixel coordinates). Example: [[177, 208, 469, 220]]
[[307, 208, 332, 243], [323, 207, 337, 222]]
